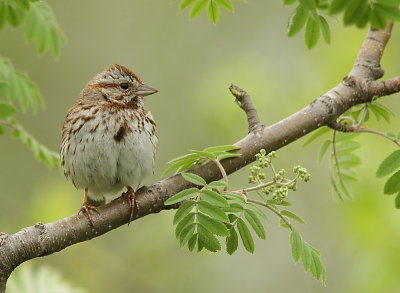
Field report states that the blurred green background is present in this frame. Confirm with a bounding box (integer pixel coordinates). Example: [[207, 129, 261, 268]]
[[1, 0, 400, 292]]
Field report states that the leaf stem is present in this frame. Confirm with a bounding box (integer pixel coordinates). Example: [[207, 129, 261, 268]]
[[352, 127, 400, 147], [212, 159, 229, 191], [247, 198, 292, 228]]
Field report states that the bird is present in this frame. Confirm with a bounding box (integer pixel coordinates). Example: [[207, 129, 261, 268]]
[[60, 64, 158, 225]]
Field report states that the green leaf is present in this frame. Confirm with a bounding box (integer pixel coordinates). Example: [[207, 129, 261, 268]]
[[207, 180, 227, 189], [0, 2, 7, 30], [244, 209, 266, 239], [175, 212, 196, 238], [201, 189, 229, 207], [188, 234, 198, 251], [221, 203, 243, 213], [237, 218, 254, 253], [0, 103, 16, 118], [376, 150, 400, 177], [216, 153, 241, 160], [6, 4, 24, 27], [299, 0, 316, 10], [226, 228, 238, 254], [355, 3, 371, 28], [301, 241, 312, 269], [369, 102, 392, 122], [305, 15, 320, 49], [309, 246, 325, 280], [203, 145, 240, 153], [376, 0, 400, 6], [374, 4, 400, 21], [167, 153, 198, 165], [222, 192, 245, 203], [0, 125, 4, 135], [281, 210, 305, 224], [190, 0, 208, 18], [319, 140, 331, 161], [318, 15, 330, 43], [23, 2, 66, 58], [0, 59, 43, 113], [188, 149, 216, 159], [181, 172, 206, 186], [290, 229, 303, 261], [395, 193, 400, 209], [197, 200, 229, 222], [284, 0, 298, 5], [173, 200, 196, 224], [303, 126, 330, 146], [10, 120, 60, 167], [370, 5, 387, 29], [279, 218, 291, 228], [336, 140, 361, 153], [288, 5, 309, 37], [207, 0, 220, 23], [197, 224, 221, 252], [343, 0, 367, 25], [337, 153, 361, 166], [329, 0, 349, 14], [179, 223, 196, 246], [383, 170, 400, 195], [180, 0, 198, 10], [215, 0, 234, 11], [247, 203, 268, 220], [14, 0, 30, 10], [197, 238, 204, 251], [164, 187, 198, 205], [198, 213, 229, 236]]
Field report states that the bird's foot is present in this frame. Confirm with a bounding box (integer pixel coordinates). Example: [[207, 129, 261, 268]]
[[122, 187, 136, 225], [78, 204, 100, 226]]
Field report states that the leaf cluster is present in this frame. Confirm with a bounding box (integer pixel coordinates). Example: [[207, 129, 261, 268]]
[[175, 0, 400, 49], [286, 0, 400, 48], [305, 98, 397, 201], [0, 0, 65, 58], [165, 148, 325, 284], [0, 1, 64, 168], [176, 0, 246, 23]]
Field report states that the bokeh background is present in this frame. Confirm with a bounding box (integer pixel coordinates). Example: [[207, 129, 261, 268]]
[[1, 0, 400, 292]]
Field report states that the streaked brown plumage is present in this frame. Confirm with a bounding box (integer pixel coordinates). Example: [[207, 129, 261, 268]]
[[60, 64, 158, 224]]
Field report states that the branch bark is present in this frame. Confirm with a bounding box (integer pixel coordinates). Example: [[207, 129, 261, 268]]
[[0, 24, 398, 292]]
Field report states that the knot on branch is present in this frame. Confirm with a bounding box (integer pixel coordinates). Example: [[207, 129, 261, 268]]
[[229, 84, 264, 134]]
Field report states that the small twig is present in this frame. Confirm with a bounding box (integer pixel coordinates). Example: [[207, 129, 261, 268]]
[[229, 84, 263, 133]]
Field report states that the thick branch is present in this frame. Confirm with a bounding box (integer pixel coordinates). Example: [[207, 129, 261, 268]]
[[0, 24, 398, 292]]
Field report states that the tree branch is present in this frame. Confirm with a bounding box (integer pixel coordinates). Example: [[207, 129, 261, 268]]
[[0, 24, 399, 292]]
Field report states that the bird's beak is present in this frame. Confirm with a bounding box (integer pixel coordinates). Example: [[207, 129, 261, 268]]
[[135, 83, 158, 96]]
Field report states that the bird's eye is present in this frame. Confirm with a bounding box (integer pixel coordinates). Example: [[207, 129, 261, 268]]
[[120, 83, 129, 90]]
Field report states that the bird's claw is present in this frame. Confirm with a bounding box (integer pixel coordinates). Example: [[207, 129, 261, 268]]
[[122, 187, 136, 225], [78, 204, 99, 226]]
